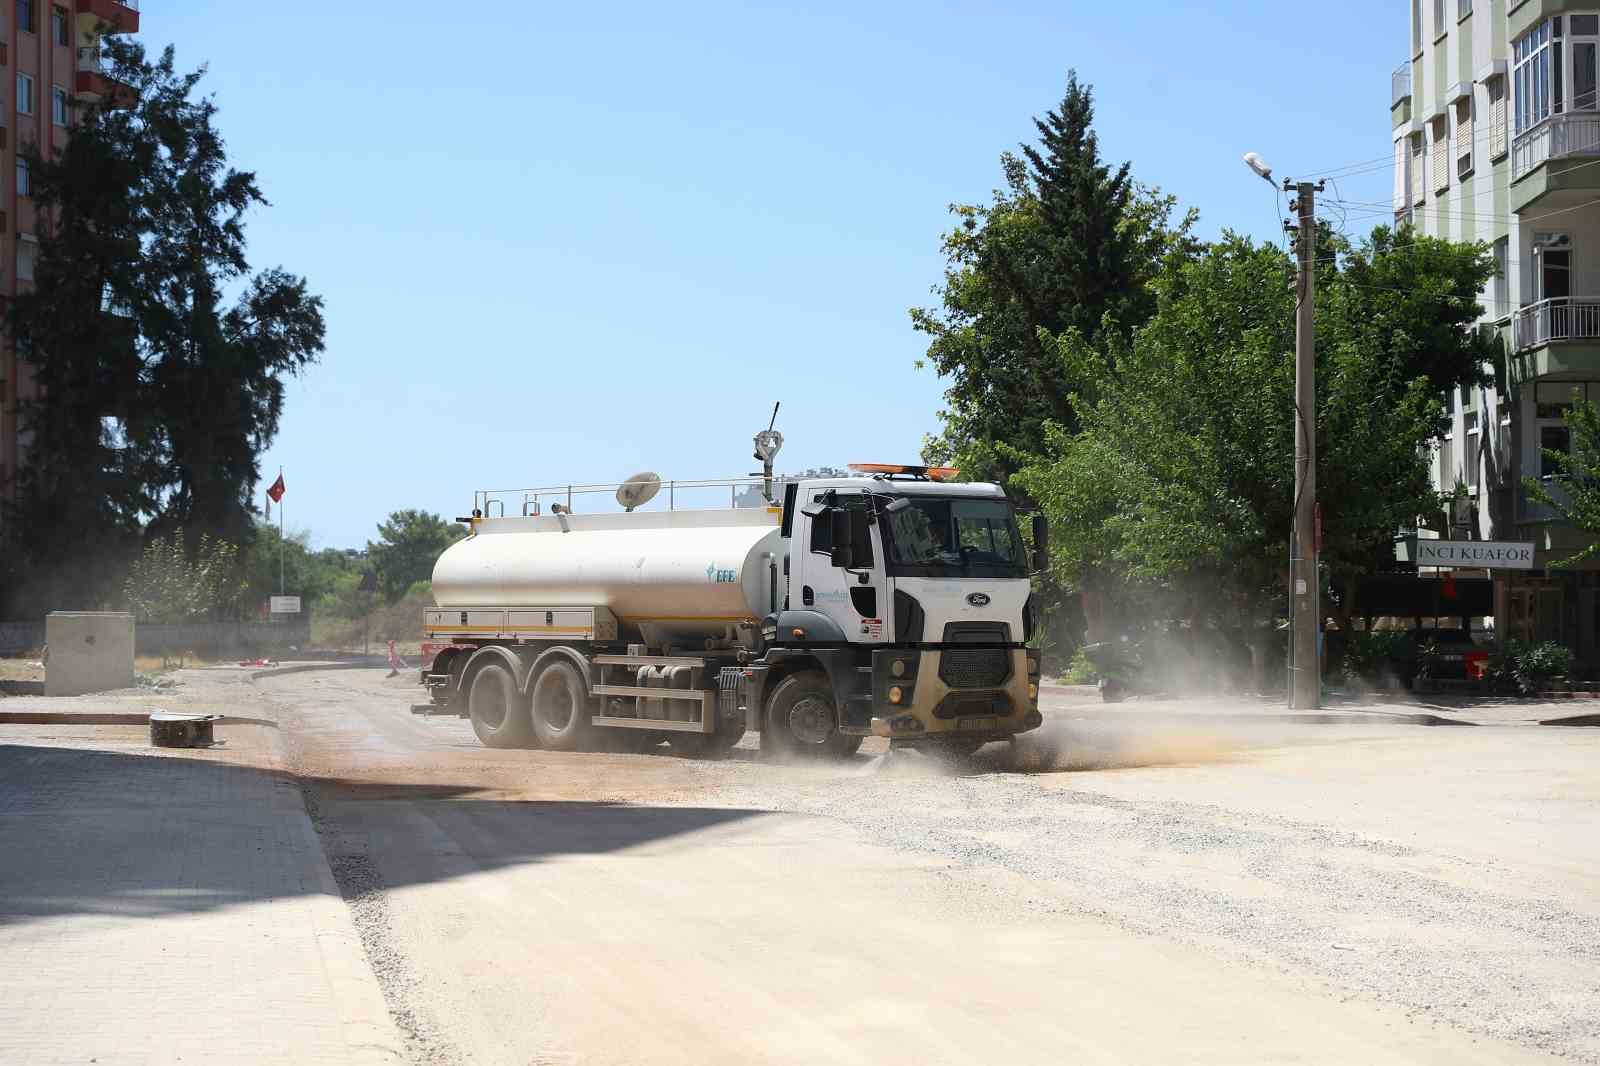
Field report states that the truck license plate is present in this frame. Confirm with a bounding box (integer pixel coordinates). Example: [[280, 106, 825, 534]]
[[958, 717, 997, 732]]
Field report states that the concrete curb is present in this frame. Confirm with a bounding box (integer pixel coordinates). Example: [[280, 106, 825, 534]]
[[0, 710, 151, 726], [1539, 712, 1600, 726], [278, 775, 407, 1064], [250, 659, 386, 681], [247, 656, 406, 1062]]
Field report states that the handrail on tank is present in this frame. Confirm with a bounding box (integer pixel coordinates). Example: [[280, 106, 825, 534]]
[[473, 476, 779, 517]]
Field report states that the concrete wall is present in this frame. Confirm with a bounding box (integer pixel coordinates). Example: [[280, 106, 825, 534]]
[[0, 619, 313, 658], [45, 612, 135, 697]]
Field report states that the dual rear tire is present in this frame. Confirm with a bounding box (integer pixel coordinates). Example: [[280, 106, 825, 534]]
[[467, 659, 595, 751], [468, 660, 863, 761]]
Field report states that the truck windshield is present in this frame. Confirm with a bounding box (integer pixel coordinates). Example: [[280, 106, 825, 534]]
[[881, 496, 1025, 577]]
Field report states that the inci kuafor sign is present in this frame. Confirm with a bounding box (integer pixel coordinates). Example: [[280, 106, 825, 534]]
[[1415, 540, 1535, 570]]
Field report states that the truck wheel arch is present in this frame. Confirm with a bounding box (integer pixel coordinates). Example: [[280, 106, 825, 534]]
[[525, 644, 594, 696], [459, 645, 532, 701]]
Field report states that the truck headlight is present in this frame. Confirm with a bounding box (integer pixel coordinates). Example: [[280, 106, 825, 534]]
[[889, 685, 904, 704], [890, 658, 908, 678]]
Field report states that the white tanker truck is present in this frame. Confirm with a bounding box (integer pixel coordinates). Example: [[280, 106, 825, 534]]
[[419, 433, 1047, 757]]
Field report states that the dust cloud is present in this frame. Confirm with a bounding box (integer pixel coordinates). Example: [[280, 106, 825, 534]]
[[860, 717, 1312, 777]]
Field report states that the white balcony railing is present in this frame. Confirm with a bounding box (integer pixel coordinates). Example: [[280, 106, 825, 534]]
[[1392, 63, 1412, 107], [76, 46, 102, 74], [1515, 297, 1600, 348], [1511, 113, 1600, 180]]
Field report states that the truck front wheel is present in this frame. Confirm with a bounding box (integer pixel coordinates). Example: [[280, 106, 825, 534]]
[[761, 671, 858, 759], [530, 661, 595, 751], [467, 662, 535, 749]]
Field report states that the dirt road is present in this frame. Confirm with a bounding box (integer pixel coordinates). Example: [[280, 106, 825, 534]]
[[262, 669, 1599, 1066]]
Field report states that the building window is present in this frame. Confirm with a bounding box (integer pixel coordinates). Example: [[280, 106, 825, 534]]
[[1514, 16, 1600, 135], [1432, 115, 1450, 193], [51, 85, 67, 126], [1541, 424, 1571, 477], [1493, 237, 1509, 317], [15, 157, 30, 198], [16, 73, 34, 116], [1465, 408, 1481, 490], [16, 240, 35, 283], [1456, 96, 1475, 178], [1459, 0, 1472, 16], [1488, 76, 1509, 158], [16, 0, 35, 35], [1434, 0, 1447, 37], [50, 3, 65, 47], [1411, 133, 1426, 205], [1413, 0, 1422, 52], [1541, 241, 1572, 301]]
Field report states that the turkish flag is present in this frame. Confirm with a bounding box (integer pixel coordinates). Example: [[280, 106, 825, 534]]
[[267, 474, 286, 503], [1442, 572, 1457, 600]]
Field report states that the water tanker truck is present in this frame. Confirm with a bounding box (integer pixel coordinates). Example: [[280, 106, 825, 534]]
[[419, 432, 1046, 757]]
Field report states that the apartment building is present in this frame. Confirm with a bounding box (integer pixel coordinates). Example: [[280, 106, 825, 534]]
[[1394, 0, 1600, 661], [0, 0, 138, 504]]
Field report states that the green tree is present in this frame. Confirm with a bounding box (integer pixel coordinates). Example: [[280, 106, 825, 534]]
[[124, 530, 245, 623], [911, 72, 1198, 487], [1018, 228, 1495, 658], [240, 525, 357, 614], [3, 39, 324, 614], [1525, 393, 1600, 565], [367, 511, 464, 603]]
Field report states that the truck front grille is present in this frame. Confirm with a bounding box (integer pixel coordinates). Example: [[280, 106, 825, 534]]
[[939, 648, 1009, 689]]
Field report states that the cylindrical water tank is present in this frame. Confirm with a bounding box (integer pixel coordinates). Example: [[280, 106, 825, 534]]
[[431, 508, 784, 643]]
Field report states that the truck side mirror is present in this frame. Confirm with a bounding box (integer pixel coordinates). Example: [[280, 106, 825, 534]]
[[1032, 514, 1049, 573], [829, 509, 855, 569]]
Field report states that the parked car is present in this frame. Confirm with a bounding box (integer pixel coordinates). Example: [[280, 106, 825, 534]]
[[1402, 628, 1489, 683]]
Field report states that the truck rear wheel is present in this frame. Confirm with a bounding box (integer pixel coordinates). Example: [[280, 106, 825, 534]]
[[530, 661, 594, 751], [761, 671, 856, 759], [467, 662, 535, 749]]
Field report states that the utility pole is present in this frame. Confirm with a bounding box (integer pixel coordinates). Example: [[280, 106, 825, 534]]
[[1287, 179, 1323, 710]]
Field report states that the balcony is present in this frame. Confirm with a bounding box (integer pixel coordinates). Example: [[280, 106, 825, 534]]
[[1392, 63, 1413, 129], [1516, 297, 1600, 348], [75, 47, 135, 108], [1512, 297, 1600, 378], [1511, 113, 1600, 181], [74, 0, 139, 34]]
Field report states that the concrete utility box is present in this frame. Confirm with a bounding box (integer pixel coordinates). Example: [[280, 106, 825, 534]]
[[45, 612, 135, 697]]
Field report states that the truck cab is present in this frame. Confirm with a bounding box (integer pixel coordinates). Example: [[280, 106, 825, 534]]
[[737, 465, 1044, 755]]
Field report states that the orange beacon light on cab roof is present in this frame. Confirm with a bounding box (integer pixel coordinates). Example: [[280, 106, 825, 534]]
[[847, 463, 961, 481]]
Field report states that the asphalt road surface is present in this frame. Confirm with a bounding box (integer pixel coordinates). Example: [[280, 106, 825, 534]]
[[263, 669, 1600, 1066]]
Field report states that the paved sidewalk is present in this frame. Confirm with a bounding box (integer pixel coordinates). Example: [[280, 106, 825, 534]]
[[0, 719, 401, 1065]]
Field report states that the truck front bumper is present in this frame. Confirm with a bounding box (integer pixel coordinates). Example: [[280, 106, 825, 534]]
[[867, 647, 1042, 739]]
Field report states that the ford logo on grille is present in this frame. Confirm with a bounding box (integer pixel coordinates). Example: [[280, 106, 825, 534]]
[[966, 592, 991, 607]]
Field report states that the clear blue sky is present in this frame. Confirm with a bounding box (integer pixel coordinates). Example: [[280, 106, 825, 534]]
[[152, 1, 1405, 549]]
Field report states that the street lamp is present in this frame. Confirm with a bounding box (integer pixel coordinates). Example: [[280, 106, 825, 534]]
[[1244, 150, 1321, 709]]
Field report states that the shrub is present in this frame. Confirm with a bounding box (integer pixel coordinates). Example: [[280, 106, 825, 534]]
[[1060, 647, 1098, 684], [1516, 641, 1571, 694], [1482, 640, 1572, 696], [1340, 630, 1411, 686]]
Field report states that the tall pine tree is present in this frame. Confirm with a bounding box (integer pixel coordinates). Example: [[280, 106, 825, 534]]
[[912, 71, 1195, 488]]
